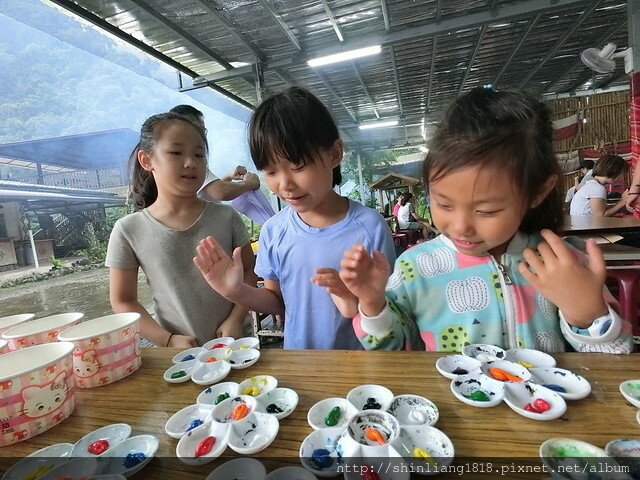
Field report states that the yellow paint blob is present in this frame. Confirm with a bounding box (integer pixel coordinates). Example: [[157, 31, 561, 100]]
[[241, 386, 261, 396], [22, 464, 53, 480], [518, 360, 534, 368]]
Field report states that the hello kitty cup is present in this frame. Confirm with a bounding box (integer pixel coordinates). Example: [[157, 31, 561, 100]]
[[0, 314, 35, 336], [0, 341, 76, 447], [0, 340, 8, 356], [57, 313, 141, 388], [2, 313, 84, 351]]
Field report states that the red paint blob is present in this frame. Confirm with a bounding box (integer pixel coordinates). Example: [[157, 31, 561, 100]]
[[88, 439, 109, 455], [194, 436, 216, 457]]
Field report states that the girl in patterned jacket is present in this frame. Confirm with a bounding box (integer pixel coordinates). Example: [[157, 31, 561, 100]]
[[338, 87, 633, 354]]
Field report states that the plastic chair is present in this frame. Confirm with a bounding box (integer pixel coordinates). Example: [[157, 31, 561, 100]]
[[606, 265, 640, 336]]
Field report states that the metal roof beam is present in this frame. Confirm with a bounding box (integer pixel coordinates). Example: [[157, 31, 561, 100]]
[[314, 72, 358, 124], [201, 0, 590, 83], [435, 0, 443, 23], [351, 63, 380, 119], [543, 21, 626, 94], [194, 0, 266, 61], [492, 13, 540, 86], [48, 0, 257, 109], [128, 0, 235, 69], [517, 0, 602, 89], [381, 0, 390, 31], [458, 25, 487, 95], [381, 0, 403, 117], [426, 37, 438, 112], [321, 0, 345, 42], [259, 0, 302, 51], [389, 46, 404, 117]]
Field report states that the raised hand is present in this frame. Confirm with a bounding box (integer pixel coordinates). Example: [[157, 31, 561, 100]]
[[242, 172, 260, 190], [339, 244, 390, 317], [231, 165, 248, 180], [519, 229, 608, 328], [193, 236, 244, 298], [311, 268, 358, 318]]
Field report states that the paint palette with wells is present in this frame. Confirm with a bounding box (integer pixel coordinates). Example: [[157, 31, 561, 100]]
[[300, 384, 453, 478], [436, 345, 591, 421], [163, 336, 261, 385], [165, 375, 298, 465]]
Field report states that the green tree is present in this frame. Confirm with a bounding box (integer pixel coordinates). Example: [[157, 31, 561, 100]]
[[341, 150, 396, 208]]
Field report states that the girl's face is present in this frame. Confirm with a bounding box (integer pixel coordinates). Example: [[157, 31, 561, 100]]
[[139, 120, 206, 198], [429, 164, 532, 258], [262, 142, 342, 215]]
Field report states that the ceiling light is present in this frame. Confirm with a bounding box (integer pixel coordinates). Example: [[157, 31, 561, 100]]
[[358, 119, 398, 130], [307, 45, 381, 67]]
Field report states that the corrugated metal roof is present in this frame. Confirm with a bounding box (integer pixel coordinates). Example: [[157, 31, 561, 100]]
[[49, 0, 630, 150]]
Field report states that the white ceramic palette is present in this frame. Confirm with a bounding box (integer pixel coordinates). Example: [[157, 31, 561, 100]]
[[300, 384, 452, 477], [438, 346, 590, 421], [619, 380, 640, 409], [204, 458, 318, 480], [168, 375, 298, 464], [539, 438, 624, 480], [164, 336, 261, 385], [1, 423, 158, 479]]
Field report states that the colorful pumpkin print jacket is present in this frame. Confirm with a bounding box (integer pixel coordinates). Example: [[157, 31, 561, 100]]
[[353, 232, 633, 354]]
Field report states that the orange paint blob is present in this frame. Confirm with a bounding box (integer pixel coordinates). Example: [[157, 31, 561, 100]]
[[364, 427, 386, 445], [489, 367, 522, 382], [231, 403, 250, 420]]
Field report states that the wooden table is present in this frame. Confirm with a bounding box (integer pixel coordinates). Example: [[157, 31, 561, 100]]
[[563, 215, 640, 235], [2, 349, 640, 478]]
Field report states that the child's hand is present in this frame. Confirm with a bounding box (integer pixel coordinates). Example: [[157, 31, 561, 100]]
[[216, 317, 243, 339], [168, 334, 198, 348], [243, 172, 260, 190], [232, 165, 248, 180], [339, 244, 390, 317], [311, 268, 359, 318], [519, 229, 608, 328], [194, 236, 244, 298]]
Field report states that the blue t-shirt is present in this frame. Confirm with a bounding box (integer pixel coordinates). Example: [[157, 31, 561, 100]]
[[255, 199, 396, 350]]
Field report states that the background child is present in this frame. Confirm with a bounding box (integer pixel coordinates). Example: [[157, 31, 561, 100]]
[[169, 104, 261, 201], [106, 112, 255, 348], [339, 87, 633, 354], [194, 87, 396, 350], [569, 154, 629, 217]]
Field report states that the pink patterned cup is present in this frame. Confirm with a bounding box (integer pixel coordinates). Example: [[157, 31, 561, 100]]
[[57, 313, 141, 388], [0, 314, 35, 336], [2, 313, 84, 351], [0, 340, 8, 356], [0, 341, 76, 447]]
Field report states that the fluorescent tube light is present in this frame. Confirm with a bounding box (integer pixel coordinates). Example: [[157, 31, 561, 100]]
[[307, 45, 382, 67], [358, 119, 399, 130]]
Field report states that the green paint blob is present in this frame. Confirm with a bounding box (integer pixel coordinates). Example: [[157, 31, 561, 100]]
[[170, 370, 187, 379], [214, 393, 230, 405], [324, 406, 342, 426], [464, 390, 490, 402]]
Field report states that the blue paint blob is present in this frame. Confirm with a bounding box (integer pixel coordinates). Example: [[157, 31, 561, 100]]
[[542, 384, 567, 393], [311, 448, 333, 469], [187, 418, 204, 431], [123, 452, 146, 468], [181, 354, 195, 361]]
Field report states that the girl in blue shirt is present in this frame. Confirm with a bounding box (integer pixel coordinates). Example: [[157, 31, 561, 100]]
[[194, 87, 395, 349]]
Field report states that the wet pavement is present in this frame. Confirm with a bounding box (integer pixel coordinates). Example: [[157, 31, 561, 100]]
[[0, 265, 153, 320]]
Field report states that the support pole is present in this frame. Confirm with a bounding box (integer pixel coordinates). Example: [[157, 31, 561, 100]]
[[27, 229, 39, 269], [629, 0, 640, 182], [356, 151, 366, 205]]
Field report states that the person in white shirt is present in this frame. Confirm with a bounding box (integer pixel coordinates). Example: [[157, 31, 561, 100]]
[[570, 154, 629, 217], [575, 159, 595, 191]]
